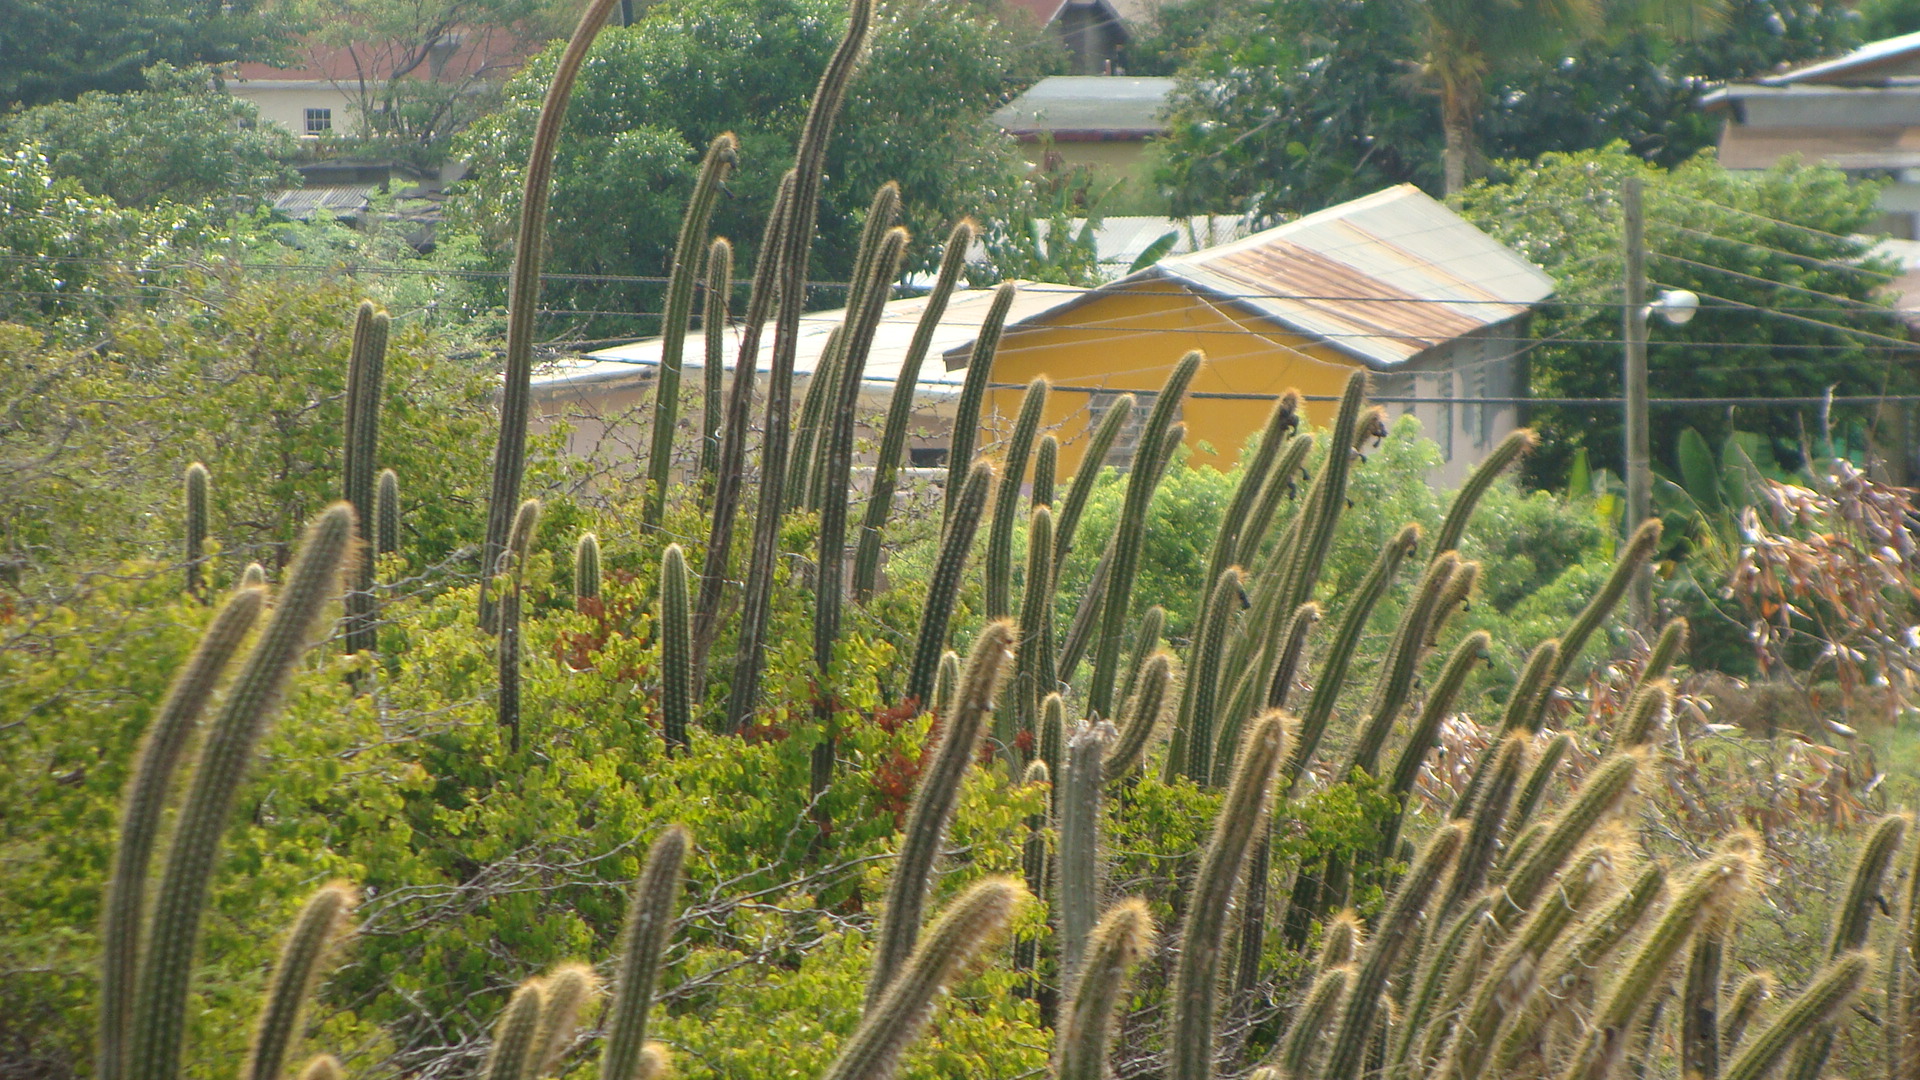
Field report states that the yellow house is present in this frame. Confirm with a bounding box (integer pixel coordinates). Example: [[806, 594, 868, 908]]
[[947, 185, 1557, 487]]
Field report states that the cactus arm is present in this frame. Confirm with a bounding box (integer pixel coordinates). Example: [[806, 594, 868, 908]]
[[1277, 966, 1350, 1080], [942, 283, 1017, 526], [1430, 428, 1537, 558], [1273, 371, 1368, 621], [1782, 813, 1906, 1080], [699, 238, 734, 489], [531, 963, 597, 1078], [1117, 605, 1165, 729], [659, 544, 693, 749], [1179, 567, 1242, 783], [184, 462, 210, 596], [129, 505, 353, 1080], [1051, 394, 1133, 573], [1640, 616, 1690, 686], [1346, 550, 1455, 778], [479, 0, 621, 628], [600, 827, 690, 1080], [484, 980, 546, 1080], [1265, 602, 1321, 712], [1388, 631, 1493, 805], [374, 469, 400, 557], [865, 623, 1016, 1008], [901, 462, 994, 707], [1032, 433, 1058, 509], [574, 533, 601, 608], [1105, 652, 1171, 782], [1058, 720, 1114, 990], [1394, 894, 1493, 1075], [1722, 952, 1871, 1080], [1436, 733, 1530, 924], [985, 377, 1050, 619], [498, 586, 523, 750], [1055, 899, 1156, 1080], [1722, 972, 1774, 1052], [1614, 681, 1672, 748], [244, 883, 356, 1080]]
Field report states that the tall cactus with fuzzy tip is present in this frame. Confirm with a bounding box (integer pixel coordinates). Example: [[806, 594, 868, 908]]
[[1507, 730, 1573, 835], [943, 283, 1017, 527], [1040, 693, 1066, 800], [244, 883, 356, 1080], [867, 622, 1015, 1008], [800, 182, 899, 509], [1010, 504, 1055, 772], [1056, 899, 1156, 1080], [830, 879, 1025, 1080], [498, 582, 523, 750], [574, 533, 600, 609], [1345, 551, 1457, 777], [1681, 930, 1724, 1080], [1277, 965, 1350, 1079], [1178, 566, 1241, 784], [484, 979, 546, 1080], [1430, 428, 1537, 557], [698, 236, 733, 490], [1090, 352, 1198, 719], [1273, 370, 1368, 621], [375, 468, 400, 557], [1542, 518, 1663, 699], [933, 650, 960, 719], [184, 462, 209, 596], [727, 0, 874, 732], [1640, 616, 1689, 685], [1436, 732, 1530, 921], [128, 505, 352, 1080], [531, 963, 597, 1078], [241, 562, 267, 589], [1105, 651, 1169, 783], [1052, 394, 1133, 573], [645, 133, 738, 529], [1724, 952, 1873, 1080], [853, 220, 975, 601], [1058, 719, 1113, 989], [659, 544, 693, 749], [985, 377, 1049, 620], [601, 826, 689, 1080], [342, 301, 388, 654], [1032, 433, 1058, 508], [1167, 711, 1289, 1080], [1783, 812, 1905, 1080], [903, 461, 993, 708], [98, 585, 264, 1080], [1723, 972, 1773, 1052], [479, 0, 622, 630]]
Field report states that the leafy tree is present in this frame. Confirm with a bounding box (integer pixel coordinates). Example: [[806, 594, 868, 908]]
[[3, 64, 298, 210], [448, 0, 1058, 335], [0, 0, 287, 108], [1455, 146, 1904, 489]]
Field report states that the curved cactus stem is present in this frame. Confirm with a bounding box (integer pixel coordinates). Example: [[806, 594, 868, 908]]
[[1436, 732, 1530, 925], [1345, 550, 1456, 778], [942, 283, 1017, 527], [531, 963, 598, 1078], [600, 826, 689, 1080], [1783, 812, 1906, 1080], [902, 461, 993, 709], [1180, 566, 1243, 784], [1056, 899, 1156, 1080], [1722, 972, 1774, 1053], [698, 237, 734, 491], [1117, 604, 1165, 725], [1723, 952, 1872, 1080], [932, 650, 960, 720], [1052, 394, 1134, 574], [342, 301, 388, 654], [985, 377, 1050, 620], [1264, 602, 1321, 712], [660, 544, 693, 749], [1507, 731, 1573, 840], [1613, 680, 1672, 748], [1235, 431, 1315, 569], [1500, 752, 1641, 921], [1541, 518, 1662, 703], [1276, 966, 1350, 1080], [1639, 616, 1690, 686], [244, 883, 357, 1080], [1431, 428, 1537, 558], [483, 980, 546, 1080], [1055, 542, 1110, 682], [1105, 651, 1170, 783]]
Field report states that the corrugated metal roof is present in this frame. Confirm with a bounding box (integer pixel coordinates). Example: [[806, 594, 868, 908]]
[[990, 76, 1176, 137], [532, 283, 1087, 397], [1759, 30, 1920, 85], [272, 184, 378, 219], [1031, 215, 1260, 280]]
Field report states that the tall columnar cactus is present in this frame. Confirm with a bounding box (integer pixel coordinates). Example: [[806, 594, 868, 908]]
[[1052, 394, 1134, 574], [244, 883, 356, 1080], [1436, 732, 1530, 921], [814, 226, 909, 702], [1317, 910, 1364, 970], [1277, 965, 1351, 1080], [1316, 823, 1466, 1080], [98, 585, 264, 1080], [484, 979, 546, 1080], [1058, 719, 1113, 989], [1723, 972, 1774, 1053], [1235, 432, 1316, 568], [1264, 602, 1321, 711], [1681, 930, 1724, 1080], [1613, 680, 1672, 748], [903, 461, 994, 708], [1542, 518, 1663, 701], [694, 170, 796, 679], [1119, 604, 1165, 716], [645, 134, 739, 529], [342, 301, 388, 654], [1090, 352, 1199, 719], [498, 581, 523, 750], [829, 879, 1025, 1080], [866, 622, 1015, 1008], [659, 544, 693, 749], [1010, 505, 1056, 771], [728, 0, 873, 732], [853, 220, 975, 601], [1783, 812, 1906, 1080], [1345, 551, 1458, 777], [1178, 567, 1242, 783], [1901, 829, 1920, 1080], [504, 498, 541, 583], [375, 468, 400, 557], [985, 377, 1050, 620], [1558, 836, 1757, 1080], [1032, 434, 1058, 509], [1386, 631, 1493, 809], [802, 183, 899, 509], [573, 533, 601, 609], [1640, 615, 1689, 685], [1040, 693, 1066, 803], [1500, 752, 1640, 921], [1055, 899, 1156, 1080], [1272, 370, 1368, 622], [479, 0, 622, 629], [1056, 546, 1110, 682], [790, 332, 846, 512], [942, 283, 1017, 527], [531, 963, 597, 1078], [1167, 712, 1289, 1080], [1427, 560, 1479, 646], [1017, 759, 1050, 983], [128, 505, 352, 1080], [1723, 952, 1873, 1080], [184, 462, 209, 596], [1397, 894, 1496, 1075], [1105, 651, 1169, 783], [698, 236, 734, 490], [1451, 639, 1561, 819], [1507, 730, 1573, 835], [933, 650, 960, 719], [1430, 428, 1537, 557], [601, 826, 689, 1080]]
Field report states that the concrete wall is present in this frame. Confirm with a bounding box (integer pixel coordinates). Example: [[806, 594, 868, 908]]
[[232, 82, 357, 137]]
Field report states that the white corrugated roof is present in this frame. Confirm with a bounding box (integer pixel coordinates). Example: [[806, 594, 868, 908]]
[[532, 282, 1087, 396], [1760, 30, 1920, 85]]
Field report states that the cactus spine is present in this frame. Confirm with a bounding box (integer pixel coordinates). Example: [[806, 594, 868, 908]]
[[1318, 823, 1466, 1080], [660, 544, 693, 749], [184, 462, 209, 596], [985, 377, 1050, 619], [1105, 651, 1169, 782], [828, 879, 1024, 1080], [853, 220, 974, 600], [1052, 394, 1134, 573], [1058, 719, 1112, 988], [98, 585, 265, 1080], [866, 622, 1015, 1008], [1430, 428, 1537, 557], [601, 826, 689, 1080], [244, 882, 356, 1080], [1167, 712, 1290, 1080], [1722, 952, 1872, 1080], [943, 282, 1017, 526], [1090, 352, 1199, 719], [375, 468, 399, 557], [128, 504, 353, 1080], [728, 0, 874, 732], [646, 133, 738, 528], [479, 0, 621, 629], [698, 237, 733, 490], [1056, 899, 1156, 1080], [531, 963, 597, 1077], [903, 461, 994, 708], [342, 301, 388, 654], [574, 533, 600, 608], [484, 979, 546, 1080]]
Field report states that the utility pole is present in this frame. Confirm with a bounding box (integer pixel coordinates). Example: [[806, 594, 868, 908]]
[[1622, 176, 1652, 628]]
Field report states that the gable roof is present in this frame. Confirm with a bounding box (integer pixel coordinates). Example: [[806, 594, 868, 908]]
[[1756, 30, 1920, 86], [990, 75, 1177, 138], [952, 184, 1554, 370]]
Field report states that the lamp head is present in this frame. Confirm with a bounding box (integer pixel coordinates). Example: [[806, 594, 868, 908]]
[[1650, 289, 1699, 326]]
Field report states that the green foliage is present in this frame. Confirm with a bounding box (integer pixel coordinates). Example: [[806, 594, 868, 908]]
[[3, 64, 297, 209], [0, 0, 287, 107]]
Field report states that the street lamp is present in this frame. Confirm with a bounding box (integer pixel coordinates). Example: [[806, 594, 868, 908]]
[[1646, 289, 1699, 327]]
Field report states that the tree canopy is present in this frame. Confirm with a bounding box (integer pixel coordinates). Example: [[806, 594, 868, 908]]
[[0, 0, 287, 107]]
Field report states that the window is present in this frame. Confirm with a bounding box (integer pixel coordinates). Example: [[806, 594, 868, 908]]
[[304, 107, 332, 135]]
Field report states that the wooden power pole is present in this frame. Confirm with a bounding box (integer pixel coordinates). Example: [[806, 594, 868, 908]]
[[1622, 176, 1652, 627]]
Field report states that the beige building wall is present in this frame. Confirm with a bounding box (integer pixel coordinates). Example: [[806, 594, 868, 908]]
[[230, 81, 357, 137]]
